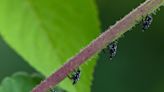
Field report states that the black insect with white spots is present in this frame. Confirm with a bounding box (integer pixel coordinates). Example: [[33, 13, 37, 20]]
[[108, 41, 117, 60], [49, 88, 56, 92], [142, 15, 153, 31], [68, 68, 81, 85]]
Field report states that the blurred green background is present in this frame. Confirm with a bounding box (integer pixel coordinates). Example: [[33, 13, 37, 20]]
[[0, 36, 36, 82], [92, 0, 164, 92], [0, 0, 164, 92]]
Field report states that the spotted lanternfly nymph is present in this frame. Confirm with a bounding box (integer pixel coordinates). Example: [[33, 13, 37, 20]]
[[49, 88, 56, 92], [108, 41, 117, 60], [142, 15, 153, 31], [68, 68, 81, 85]]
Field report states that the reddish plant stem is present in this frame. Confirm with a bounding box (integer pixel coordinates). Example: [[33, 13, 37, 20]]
[[32, 0, 164, 92]]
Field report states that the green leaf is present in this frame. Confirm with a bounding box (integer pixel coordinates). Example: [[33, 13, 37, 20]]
[[0, 0, 100, 92], [0, 72, 43, 92]]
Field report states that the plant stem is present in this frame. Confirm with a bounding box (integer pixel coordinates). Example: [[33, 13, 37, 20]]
[[32, 0, 164, 92]]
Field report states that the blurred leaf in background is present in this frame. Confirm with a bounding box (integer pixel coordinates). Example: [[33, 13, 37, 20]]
[[0, 36, 36, 81], [0, 0, 100, 92], [0, 72, 42, 92]]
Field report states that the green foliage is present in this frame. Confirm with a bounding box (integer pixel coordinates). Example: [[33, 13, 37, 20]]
[[0, 0, 100, 92], [0, 72, 42, 92]]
